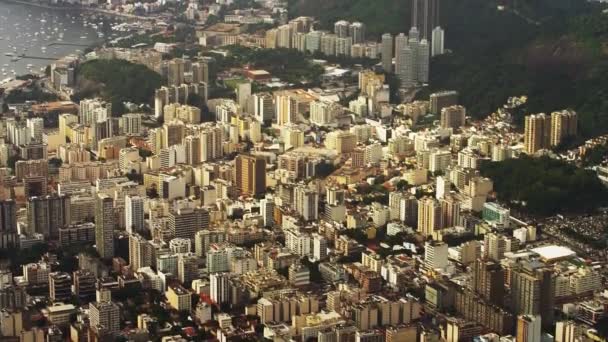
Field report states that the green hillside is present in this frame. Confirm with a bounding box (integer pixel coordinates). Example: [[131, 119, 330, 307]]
[[73, 59, 163, 115]]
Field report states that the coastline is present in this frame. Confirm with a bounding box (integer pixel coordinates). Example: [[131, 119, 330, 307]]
[[0, 0, 156, 21], [0, 0, 104, 80]]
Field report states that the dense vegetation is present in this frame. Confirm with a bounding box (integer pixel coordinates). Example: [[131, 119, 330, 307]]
[[289, 0, 608, 138], [479, 156, 608, 216], [73, 59, 162, 115], [5, 87, 58, 103], [582, 143, 608, 166], [209, 46, 324, 85]]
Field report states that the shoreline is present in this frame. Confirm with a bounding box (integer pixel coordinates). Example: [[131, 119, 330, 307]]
[[0, 0, 156, 21], [0, 0, 105, 80]]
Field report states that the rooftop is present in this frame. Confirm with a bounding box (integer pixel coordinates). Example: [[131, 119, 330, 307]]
[[531, 245, 576, 262]]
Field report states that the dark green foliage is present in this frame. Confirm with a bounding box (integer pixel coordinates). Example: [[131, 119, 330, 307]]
[[112, 32, 175, 49], [74, 59, 163, 116], [5, 88, 58, 103], [582, 143, 608, 166], [215, 46, 324, 84], [479, 156, 608, 216]]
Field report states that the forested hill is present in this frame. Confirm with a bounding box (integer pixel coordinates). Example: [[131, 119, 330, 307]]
[[289, 0, 608, 139]]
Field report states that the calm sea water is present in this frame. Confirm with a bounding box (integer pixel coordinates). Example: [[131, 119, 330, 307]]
[[0, 1, 101, 78]]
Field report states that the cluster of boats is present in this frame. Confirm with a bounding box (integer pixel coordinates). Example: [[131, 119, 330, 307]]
[[0, 6, 138, 77]]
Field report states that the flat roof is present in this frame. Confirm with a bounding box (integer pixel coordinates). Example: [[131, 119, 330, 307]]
[[531, 245, 576, 261]]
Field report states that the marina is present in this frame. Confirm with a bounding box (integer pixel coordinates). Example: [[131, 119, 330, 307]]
[[0, 1, 119, 75]]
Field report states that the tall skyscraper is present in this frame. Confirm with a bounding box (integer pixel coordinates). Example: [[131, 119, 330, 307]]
[[125, 195, 144, 234], [381, 33, 394, 72], [431, 26, 445, 56], [235, 154, 267, 197], [95, 194, 115, 259], [412, 0, 440, 40]]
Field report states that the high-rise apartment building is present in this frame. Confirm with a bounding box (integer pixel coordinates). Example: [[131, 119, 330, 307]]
[[129, 233, 154, 271], [381, 33, 394, 72], [0, 199, 17, 248], [431, 26, 445, 56], [168, 207, 210, 240], [334, 20, 350, 38], [417, 197, 441, 237], [167, 58, 186, 86], [412, 0, 440, 39], [49, 272, 72, 303], [440, 105, 466, 129], [89, 301, 120, 334], [125, 195, 144, 234], [275, 95, 298, 126], [349, 22, 366, 44], [524, 113, 551, 154], [235, 154, 266, 196], [210, 272, 230, 305], [26, 195, 71, 239], [473, 259, 505, 306], [550, 110, 577, 147], [511, 260, 555, 330], [424, 240, 448, 270], [523, 110, 578, 154], [430, 91, 458, 115], [73, 270, 96, 303], [95, 193, 115, 259]]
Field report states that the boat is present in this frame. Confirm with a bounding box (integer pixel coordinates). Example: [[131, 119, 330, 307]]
[[27, 64, 33, 68]]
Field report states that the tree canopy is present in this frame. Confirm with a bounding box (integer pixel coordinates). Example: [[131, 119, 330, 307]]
[[479, 156, 608, 216], [74, 59, 163, 116]]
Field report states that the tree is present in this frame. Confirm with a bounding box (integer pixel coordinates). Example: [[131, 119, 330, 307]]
[[396, 179, 409, 191]]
